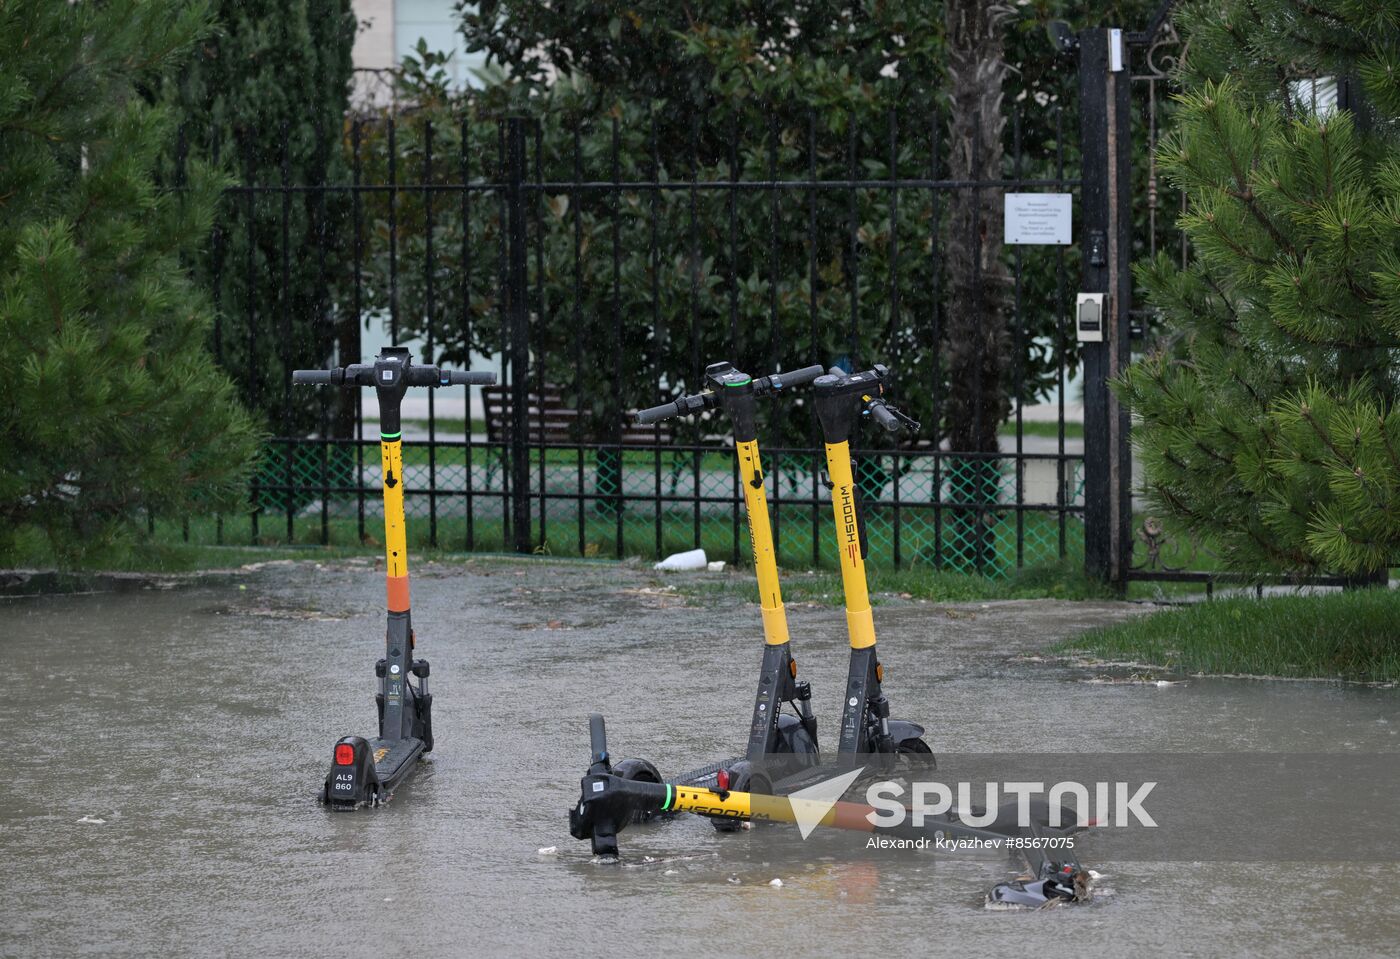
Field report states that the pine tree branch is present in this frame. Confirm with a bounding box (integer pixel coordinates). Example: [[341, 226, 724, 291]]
[[1202, 271, 1242, 328], [1201, 102, 1300, 260], [1229, 369, 1267, 410], [1379, 416, 1400, 476], [1280, 0, 1370, 58], [1201, 213, 1275, 265], [1300, 403, 1353, 465], [1296, 405, 1399, 521]]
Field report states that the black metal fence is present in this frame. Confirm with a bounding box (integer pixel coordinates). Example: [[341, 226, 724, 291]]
[[189, 95, 1089, 579]]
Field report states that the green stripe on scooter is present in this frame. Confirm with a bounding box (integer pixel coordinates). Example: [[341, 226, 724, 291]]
[[663, 784, 672, 811], [380, 431, 401, 440]]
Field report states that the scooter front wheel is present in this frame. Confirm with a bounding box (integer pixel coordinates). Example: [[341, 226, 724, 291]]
[[612, 757, 666, 823], [895, 736, 936, 771]]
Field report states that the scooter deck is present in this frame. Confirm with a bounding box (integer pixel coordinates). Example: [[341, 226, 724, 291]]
[[672, 757, 742, 788], [370, 736, 426, 792]]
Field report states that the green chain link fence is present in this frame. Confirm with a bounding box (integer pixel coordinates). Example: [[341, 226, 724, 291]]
[[214, 440, 1084, 577]]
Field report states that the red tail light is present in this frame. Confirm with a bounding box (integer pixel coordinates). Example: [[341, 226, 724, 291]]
[[335, 743, 355, 766], [716, 768, 731, 791]]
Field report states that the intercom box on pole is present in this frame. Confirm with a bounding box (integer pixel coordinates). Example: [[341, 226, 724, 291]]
[[1076, 293, 1106, 343]]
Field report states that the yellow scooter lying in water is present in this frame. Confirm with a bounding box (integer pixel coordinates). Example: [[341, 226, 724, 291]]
[[570, 714, 1091, 907]]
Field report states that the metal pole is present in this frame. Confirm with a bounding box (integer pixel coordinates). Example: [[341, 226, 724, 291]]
[[505, 117, 532, 554], [1078, 28, 1133, 587], [1080, 29, 1111, 582]]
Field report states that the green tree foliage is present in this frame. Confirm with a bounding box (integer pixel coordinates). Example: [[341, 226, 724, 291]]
[[1119, 0, 1400, 574], [351, 3, 1145, 453], [163, 0, 357, 435], [0, 0, 259, 561]]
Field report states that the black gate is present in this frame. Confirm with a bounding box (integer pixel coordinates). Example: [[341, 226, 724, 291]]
[[166, 20, 1281, 585]]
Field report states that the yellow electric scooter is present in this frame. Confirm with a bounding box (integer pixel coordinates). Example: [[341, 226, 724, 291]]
[[812, 364, 930, 762], [615, 361, 826, 801], [570, 714, 1090, 907], [603, 360, 930, 818], [294, 346, 495, 808]]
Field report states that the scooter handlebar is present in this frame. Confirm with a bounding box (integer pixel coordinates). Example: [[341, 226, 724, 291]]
[[633, 361, 825, 424], [292, 365, 494, 388], [446, 370, 497, 386], [864, 396, 921, 434], [631, 392, 713, 425], [589, 713, 609, 761], [760, 364, 825, 392], [633, 401, 681, 426], [867, 401, 901, 432]]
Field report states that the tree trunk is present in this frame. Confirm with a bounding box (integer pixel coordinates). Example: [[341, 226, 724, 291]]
[[943, 0, 1013, 573]]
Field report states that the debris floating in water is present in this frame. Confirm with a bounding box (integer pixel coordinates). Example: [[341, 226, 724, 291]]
[[1082, 674, 1187, 687], [537, 846, 557, 855], [76, 815, 105, 825]]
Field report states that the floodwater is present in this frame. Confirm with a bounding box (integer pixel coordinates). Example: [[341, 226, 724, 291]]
[[2, 559, 1397, 958]]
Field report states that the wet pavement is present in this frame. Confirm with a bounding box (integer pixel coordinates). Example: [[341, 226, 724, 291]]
[[2, 558, 1397, 957]]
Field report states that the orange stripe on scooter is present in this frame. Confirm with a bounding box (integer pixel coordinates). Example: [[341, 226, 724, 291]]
[[386, 574, 411, 612], [824, 800, 882, 832]]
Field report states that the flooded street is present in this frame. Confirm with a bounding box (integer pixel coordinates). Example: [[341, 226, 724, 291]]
[[2, 559, 1397, 957]]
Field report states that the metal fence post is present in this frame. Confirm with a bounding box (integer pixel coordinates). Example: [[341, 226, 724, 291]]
[[1079, 28, 1134, 586], [506, 117, 533, 554]]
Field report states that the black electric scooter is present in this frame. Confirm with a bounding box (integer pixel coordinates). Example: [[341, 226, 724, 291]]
[[293, 346, 495, 808]]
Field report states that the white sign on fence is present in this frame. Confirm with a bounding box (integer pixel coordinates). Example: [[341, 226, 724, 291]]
[[1004, 193, 1073, 245]]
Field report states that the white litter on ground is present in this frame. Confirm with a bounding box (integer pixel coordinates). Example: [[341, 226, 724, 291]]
[[706, 560, 726, 572], [655, 548, 707, 571], [76, 816, 105, 825], [537, 846, 557, 855], [768, 878, 783, 887]]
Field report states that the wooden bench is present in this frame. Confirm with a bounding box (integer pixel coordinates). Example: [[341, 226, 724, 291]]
[[482, 385, 675, 446], [481, 384, 690, 493]]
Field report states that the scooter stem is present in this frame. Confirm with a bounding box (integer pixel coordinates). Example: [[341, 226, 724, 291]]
[[371, 348, 420, 744], [379, 430, 411, 612], [719, 384, 789, 647], [820, 440, 875, 649], [811, 365, 914, 651]]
